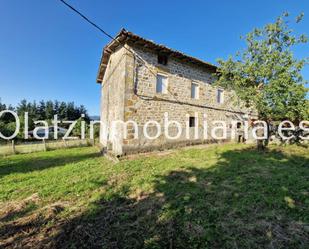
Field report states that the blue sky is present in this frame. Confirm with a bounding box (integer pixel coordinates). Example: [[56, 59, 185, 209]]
[[0, 0, 308, 115]]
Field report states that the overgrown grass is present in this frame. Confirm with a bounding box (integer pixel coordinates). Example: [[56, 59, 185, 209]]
[[0, 143, 308, 248]]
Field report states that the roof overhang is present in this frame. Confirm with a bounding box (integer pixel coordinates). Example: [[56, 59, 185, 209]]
[[96, 29, 217, 83]]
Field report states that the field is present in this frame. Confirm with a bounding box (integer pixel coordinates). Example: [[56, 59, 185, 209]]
[[0, 139, 90, 156], [0, 143, 308, 248]]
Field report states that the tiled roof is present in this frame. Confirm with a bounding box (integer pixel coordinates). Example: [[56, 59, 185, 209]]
[[97, 29, 217, 83]]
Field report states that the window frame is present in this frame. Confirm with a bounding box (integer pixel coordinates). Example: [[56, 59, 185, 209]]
[[157, 53, 168, 65], [189, 116, 196, 128], [191, 82, 199, 99], [217, 89, 224, 104], [156, 73, 168, 94]]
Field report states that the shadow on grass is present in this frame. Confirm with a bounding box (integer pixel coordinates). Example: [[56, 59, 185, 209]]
[[1, 147, 309, 249], [0, 202, 38, 223], [0, 151, 101, 178]]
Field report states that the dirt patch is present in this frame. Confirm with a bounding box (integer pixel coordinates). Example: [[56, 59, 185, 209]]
[[0, 194, 40, 222], [107, 172, 129, 187], [0, 198, 69, 249]]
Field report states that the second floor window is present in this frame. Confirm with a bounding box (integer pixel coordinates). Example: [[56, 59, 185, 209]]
[[217, 89, 224, 104], [191, 82, 199, 99], [156, 74, 168, 94], [158, 53, 168, 65]]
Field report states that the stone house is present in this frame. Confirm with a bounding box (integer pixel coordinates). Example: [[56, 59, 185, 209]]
[[97, 29, 256, 156]]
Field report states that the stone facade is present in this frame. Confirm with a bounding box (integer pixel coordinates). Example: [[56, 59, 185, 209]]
[[99, 33, 256, 156], [100, 46, 127, 154]]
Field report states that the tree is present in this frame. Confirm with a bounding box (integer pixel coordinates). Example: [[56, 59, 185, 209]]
[[215, 13, 308, 149], [0, 100, 15, 123], [38, 100, 46, 120], [16, 99, 28, 115], [45, 101, 54, 120], [1, 99, 91, 141], [58, 102, 67, 120]]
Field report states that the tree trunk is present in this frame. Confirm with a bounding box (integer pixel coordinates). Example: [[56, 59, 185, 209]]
[[264, 122, 271, 147], [255, 118, 269, 151], [257, 136, 265, 151]]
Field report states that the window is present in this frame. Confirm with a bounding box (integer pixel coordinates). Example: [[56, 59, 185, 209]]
[[217, 89, 224, 104], [191, 82, 199, 99], [158, 53, 168, 65], [156, 74, 168, 93], [189, 117, 196, 127], [237, 122, 242, 129]]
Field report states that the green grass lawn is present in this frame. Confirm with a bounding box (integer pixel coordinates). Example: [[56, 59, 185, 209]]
[[0, 144, 308, 248]]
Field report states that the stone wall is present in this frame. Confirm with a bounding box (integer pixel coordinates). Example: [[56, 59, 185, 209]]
[[100, 46, 127, 155], [101, 43, 256, 155]]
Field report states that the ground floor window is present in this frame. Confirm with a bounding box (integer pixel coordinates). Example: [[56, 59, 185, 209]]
[[189, 116, 196, 127]]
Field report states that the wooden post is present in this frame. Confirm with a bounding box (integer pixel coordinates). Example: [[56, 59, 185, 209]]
[[43, 139, 47, 151], [63, 138, 67, 148], [11, 140, 16, 154], [92, 138, 95, 146]]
